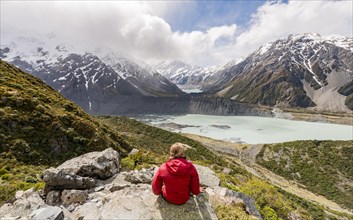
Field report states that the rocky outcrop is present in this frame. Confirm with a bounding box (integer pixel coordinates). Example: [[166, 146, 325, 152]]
[[194, 164, 221, 188], [43, 148, 120, 190], [0, 148, 262, 220], [207, 187, 262, 220]]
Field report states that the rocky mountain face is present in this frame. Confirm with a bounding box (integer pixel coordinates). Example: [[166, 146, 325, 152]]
[[155, 60, 220, 90], [203, 33, 353, 112], [0, 36, 184, 114], [0, 148, 262, 220]]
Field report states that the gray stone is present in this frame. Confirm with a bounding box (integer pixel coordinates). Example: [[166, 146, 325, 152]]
[[194, 164, 220, 188], [93, 186, 105, 192], [61, 190, 88, 206], [31, 206, 64, 220], [128, 148, 139, 156], [106, 183, 130, 192], [15, 191, 25, 200], [43, 148, 120, 190], [222, 167, 231, 175], [24, 188, 35, 198], [123, 166, 156, 184], [72, 202, 101, 220], [46, 191, 62, 206]]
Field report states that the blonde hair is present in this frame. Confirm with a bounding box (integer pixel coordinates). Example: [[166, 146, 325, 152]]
[[169, 142, 191, 159]]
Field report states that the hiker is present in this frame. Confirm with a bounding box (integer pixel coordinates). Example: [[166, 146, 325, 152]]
[[152, 142, 204, 205]]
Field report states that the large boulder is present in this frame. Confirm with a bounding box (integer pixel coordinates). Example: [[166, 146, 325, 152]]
[[72, 184, 218, 220], [194, 164, 221, 188], [43, 148, 120, 190]]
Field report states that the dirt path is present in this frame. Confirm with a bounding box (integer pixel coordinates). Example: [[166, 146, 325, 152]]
[[183, 133, 353, 216]]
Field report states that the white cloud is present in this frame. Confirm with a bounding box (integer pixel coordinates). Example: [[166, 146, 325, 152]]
[[233, 1, 353, 60], [1, 1, 352, 67]]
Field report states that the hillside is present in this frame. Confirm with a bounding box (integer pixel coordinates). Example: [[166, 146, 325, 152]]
[[256, 140, 353, 210], [0, 59, 135, 202], [204, 33, 353, 112]]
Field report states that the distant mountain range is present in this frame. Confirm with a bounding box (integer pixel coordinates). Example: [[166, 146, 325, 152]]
[[157, 33, 353, 112], [0, 36, 183, 113], [1, 33, 352, 113], [155, 60, 221, 89]]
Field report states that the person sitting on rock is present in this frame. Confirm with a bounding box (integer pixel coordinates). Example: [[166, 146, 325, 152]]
[[152, 142, 204, 205]]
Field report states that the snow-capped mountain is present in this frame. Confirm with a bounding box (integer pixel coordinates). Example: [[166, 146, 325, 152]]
[[155, 60, 220, 90], [204, 33, 353, 112], [0, 35, 183, 113]]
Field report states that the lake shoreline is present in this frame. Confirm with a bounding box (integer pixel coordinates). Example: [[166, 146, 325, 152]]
[[130, 114, 353, 144]]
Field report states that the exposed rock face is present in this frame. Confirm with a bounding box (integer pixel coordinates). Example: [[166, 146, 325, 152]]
[[0, 148, 262, 220], [43, 148, 120, 190]]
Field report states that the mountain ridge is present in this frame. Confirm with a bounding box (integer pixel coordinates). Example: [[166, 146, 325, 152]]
[[203, 33, 353, 112]]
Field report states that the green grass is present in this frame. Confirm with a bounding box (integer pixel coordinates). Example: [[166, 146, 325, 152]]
[[256, 140, 353, 209]]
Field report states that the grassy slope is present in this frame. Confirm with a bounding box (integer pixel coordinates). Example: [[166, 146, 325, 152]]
[[256, 140, 353, 210], [0, 60, 132, 202]]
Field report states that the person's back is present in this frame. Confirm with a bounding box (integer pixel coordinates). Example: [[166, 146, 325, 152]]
[[152, 143, 201, 205]]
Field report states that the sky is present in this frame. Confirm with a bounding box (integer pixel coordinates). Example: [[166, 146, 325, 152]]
[[1, 0, 352, 67]]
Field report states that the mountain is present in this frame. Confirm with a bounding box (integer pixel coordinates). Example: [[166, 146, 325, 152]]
[[155, 60, 220, 90], [203, 33, 353, 112], [0, 35, 183, 114]]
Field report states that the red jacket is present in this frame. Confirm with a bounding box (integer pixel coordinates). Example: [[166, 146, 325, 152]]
[[152, 158, 200, 205]]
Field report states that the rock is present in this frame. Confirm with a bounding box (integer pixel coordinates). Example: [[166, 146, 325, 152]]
[[15, 191, 25, 200], [43, 148, 120, 190], [46, 190, 62, 206], [106, 183, 130, 192], [194, 164, 220, 188], [72, 202, 101, 220], [94, 186, 105, 192], [0, 192, 46, 219], [123, 166, 156, 184], [24, 188, 35, 198], [222, 167, 231, 175], [98, 184, 217, 220], [43, 170, 96, 191], [0, 203, 13, 215], [30, 206, 64, 220], [25, 193, 45, 211], [61, 190, 88, 206], [128, 148, 139, 156], [206, 186, 262, 220]]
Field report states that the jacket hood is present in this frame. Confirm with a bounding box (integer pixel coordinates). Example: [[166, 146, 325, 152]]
[[166, 158, 192, 176]]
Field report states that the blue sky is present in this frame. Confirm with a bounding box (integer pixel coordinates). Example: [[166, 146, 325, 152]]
[[1, 0, 352, 66], [165, 1, 267, 32]]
